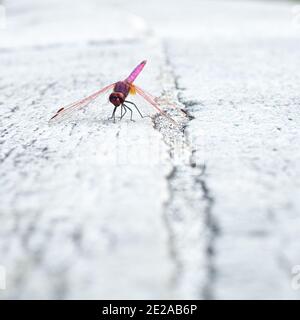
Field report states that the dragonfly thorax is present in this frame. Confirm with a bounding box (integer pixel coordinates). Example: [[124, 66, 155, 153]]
[[109, 92, 125, 107]]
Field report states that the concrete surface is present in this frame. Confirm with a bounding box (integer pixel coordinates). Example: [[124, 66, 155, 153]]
[[0, 0, 300, 299]]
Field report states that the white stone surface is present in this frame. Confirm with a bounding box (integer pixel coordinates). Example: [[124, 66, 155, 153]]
[[0, 0, 300, 299]]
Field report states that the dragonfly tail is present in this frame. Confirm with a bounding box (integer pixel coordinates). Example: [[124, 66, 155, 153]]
[[126, 60, 147, 83]]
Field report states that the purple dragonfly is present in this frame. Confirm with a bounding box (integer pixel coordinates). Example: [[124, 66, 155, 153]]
[[50, 60, 184, 124]]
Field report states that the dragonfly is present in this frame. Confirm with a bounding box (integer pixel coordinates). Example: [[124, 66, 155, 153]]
[[49, 60, 185, 124]]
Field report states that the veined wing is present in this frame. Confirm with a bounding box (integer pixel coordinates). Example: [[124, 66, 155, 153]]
[[49, 83, 115, 122], [133, 85, 186, 125]]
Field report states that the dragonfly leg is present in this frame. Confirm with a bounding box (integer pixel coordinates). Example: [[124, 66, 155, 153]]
[[109, 106, 118, 122], [123, 104, 134, 121], [125, 100, 150, 118], [120, 105, 127, 120], [120, 105, 124, 119]]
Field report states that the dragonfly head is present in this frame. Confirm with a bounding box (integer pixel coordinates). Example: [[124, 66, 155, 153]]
[[109, 92, 124, 107]]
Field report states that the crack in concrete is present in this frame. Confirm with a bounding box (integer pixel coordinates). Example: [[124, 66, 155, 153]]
[[153, 41, 219, 299], [195, 164, 219, 299], [163, 166, 184, 290]]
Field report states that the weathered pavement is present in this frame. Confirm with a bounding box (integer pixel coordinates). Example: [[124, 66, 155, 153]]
[[0, 0, 300, 299]]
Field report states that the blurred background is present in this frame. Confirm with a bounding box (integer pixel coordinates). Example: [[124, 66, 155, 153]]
[[0, 0, 300, 299]]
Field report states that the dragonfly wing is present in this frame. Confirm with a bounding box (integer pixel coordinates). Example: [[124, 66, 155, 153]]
[[135, 85, 187, 114], [49, 83, 115, 122], [134, 85, 177, 124]]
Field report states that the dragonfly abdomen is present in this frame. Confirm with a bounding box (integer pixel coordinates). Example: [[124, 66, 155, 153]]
[[126, 60, 147, 83]]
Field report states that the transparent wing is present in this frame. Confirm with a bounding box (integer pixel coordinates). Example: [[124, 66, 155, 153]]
[[133, 85, 186, 125], [49, 83, 115, 122]]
